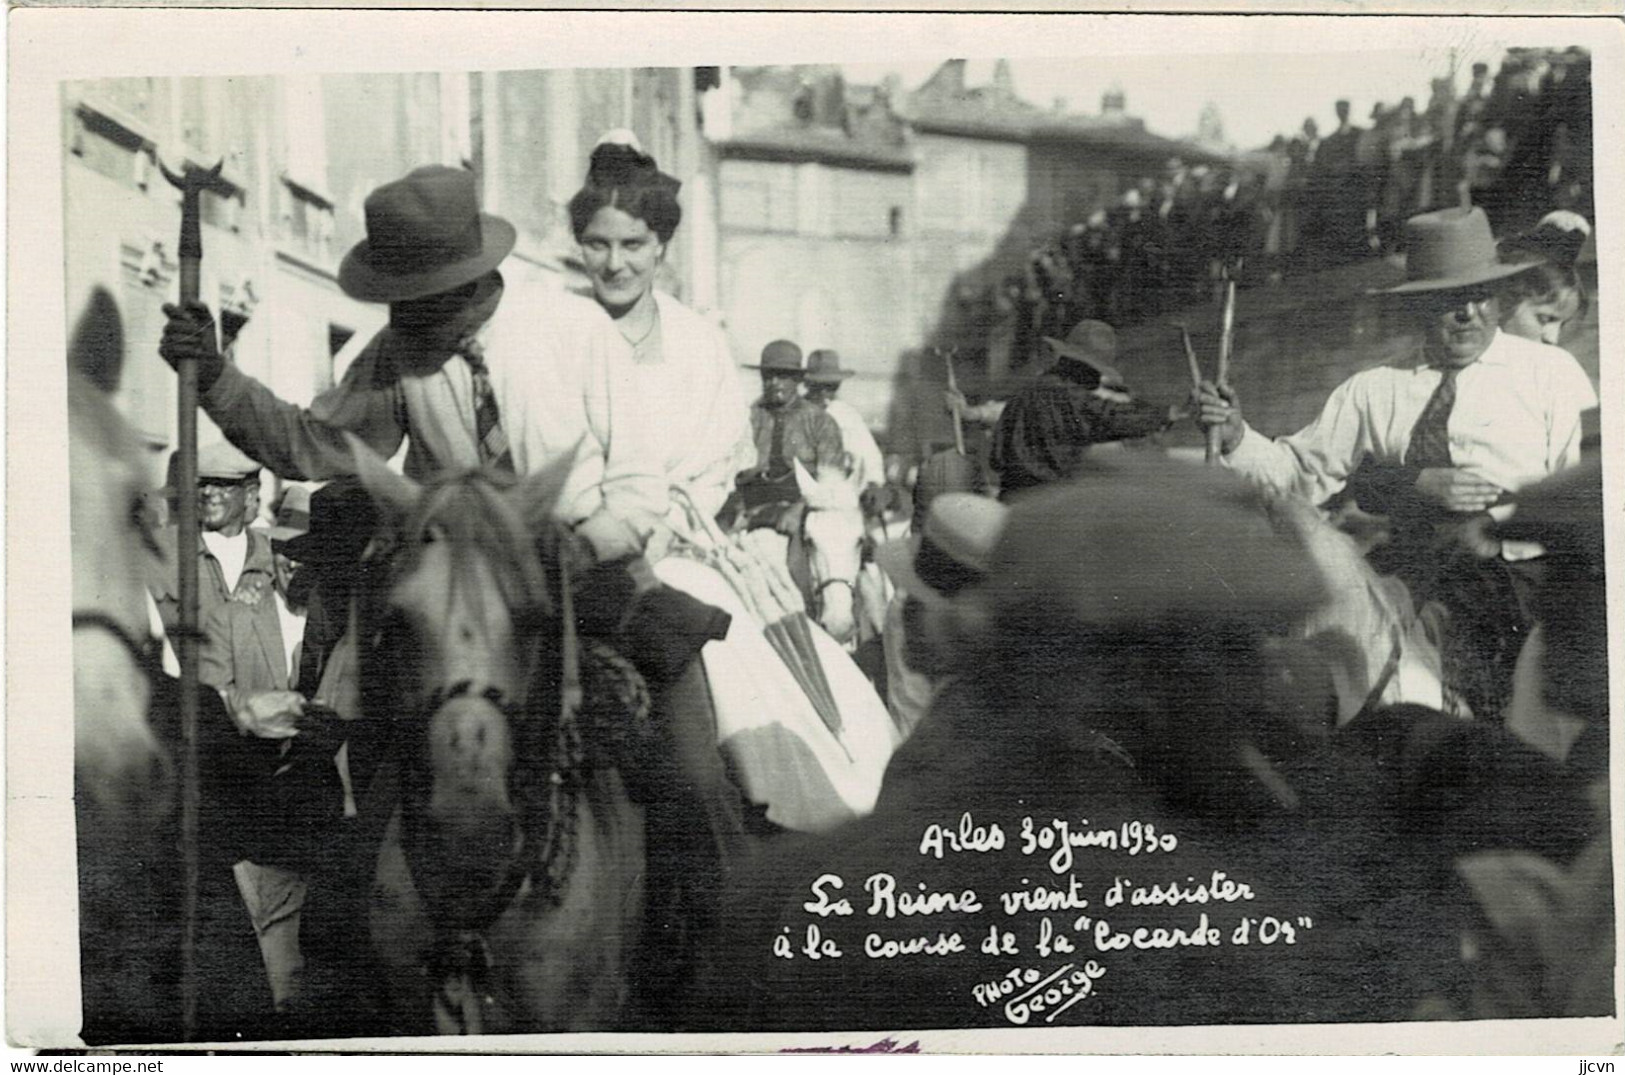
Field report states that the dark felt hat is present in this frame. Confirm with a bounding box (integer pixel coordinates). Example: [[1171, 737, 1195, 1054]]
[[279, 477, 380, 565], [745, 339, 807, 373], [1499, 210, 1593, 270], [338, 166, 517, 303], [984, 456, 1325, 631], [805, 349, 855, 384], [265, 485, 313, 544], [1375, 207, 1533, 295], [1042, 319, 1125, 388]]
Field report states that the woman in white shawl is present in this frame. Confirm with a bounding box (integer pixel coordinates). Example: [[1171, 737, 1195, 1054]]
[[568, 134, 895, 836], [568, 133, 755, 528]]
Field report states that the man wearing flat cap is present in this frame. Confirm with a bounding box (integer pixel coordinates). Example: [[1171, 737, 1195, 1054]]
[[160, 164, 664, 563], [1198, 206, 1597, 716], [151, 441, 274, 635]]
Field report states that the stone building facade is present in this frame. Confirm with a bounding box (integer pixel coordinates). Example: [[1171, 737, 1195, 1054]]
[[62, 60, 1220, 476], [61, 68, 703, 488]]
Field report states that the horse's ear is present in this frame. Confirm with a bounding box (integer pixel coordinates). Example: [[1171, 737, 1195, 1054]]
[[68, 287, 125, 394], [793, 457, 818, 502], [346, 432, 421, 522], [509, 439, 578, 532]]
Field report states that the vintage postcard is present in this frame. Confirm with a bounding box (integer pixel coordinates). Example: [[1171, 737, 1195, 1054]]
[[7, 7, 1622, 1056]]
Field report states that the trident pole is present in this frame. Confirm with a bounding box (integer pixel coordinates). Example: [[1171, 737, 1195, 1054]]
[[158, 156, 221, 1042]]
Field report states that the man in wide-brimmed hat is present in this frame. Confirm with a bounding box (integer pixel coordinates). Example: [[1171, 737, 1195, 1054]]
[[727, 340, 844, 526], [988, 319, 1182, 499], [1197, 205, 1596, 717], [160, 164, 664, 563], [803, 349, 884, 495], [744, 340, 843, 475]]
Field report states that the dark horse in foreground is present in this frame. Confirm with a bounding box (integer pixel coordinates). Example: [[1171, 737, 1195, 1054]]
[[350, 441, 672, 1034]]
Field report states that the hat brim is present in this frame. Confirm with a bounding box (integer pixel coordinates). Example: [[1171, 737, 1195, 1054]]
[[876, 536, 941, 605], [1043, 338, 1124, 384], [805, 370, 855, 384], [338, 214, 517, 303], [1371, 258, 1533, 295], [277, 532, 366, 564], [876, 536, 963, 609]]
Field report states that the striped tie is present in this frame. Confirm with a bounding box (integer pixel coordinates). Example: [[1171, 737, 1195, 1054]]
[[458, 336, 514, 474], [1404, 365, 1459, 470]]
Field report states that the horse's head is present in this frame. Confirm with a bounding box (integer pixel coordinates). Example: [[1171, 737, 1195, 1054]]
[[351, 438, 574, 927], [69, 288, 167, 812], [794, 459, 865, 644]]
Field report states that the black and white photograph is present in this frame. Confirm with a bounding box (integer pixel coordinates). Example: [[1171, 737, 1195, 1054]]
[[7, 8, 1621, 1055]]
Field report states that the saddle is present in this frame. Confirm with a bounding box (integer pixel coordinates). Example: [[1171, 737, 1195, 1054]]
[[568, 550, 733, 690]]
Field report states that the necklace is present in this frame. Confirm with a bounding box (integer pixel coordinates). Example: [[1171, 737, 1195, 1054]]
[[618, 313, 656, 348], [614, 294, 658, 348]]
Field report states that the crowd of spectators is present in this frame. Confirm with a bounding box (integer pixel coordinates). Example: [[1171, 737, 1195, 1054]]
[[973, 47, 1593, 373]]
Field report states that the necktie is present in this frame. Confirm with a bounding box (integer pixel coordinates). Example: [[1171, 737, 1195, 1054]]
[[767, 410, 790, 477], [1405, 365, 1459, 470], [458, 336, 515, 474]]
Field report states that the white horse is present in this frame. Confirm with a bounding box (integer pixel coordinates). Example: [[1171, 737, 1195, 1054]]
[[792, 460, 868, 648], [1267, 495, 1449, 723], [69, 287, 167, 816]]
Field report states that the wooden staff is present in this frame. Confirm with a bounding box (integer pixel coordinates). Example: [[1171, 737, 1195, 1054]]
[[1174, 322, 1202, 395], [939, 347, 966, 457], [1206, 262, 1240, 465], [157, 155, 221, 1042]]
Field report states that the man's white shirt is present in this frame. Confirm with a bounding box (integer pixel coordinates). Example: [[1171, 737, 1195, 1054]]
[[1224, 329, 1596, 556]]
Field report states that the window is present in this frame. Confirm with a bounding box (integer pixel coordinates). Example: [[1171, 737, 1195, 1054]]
[[319, 324, 357, 394]]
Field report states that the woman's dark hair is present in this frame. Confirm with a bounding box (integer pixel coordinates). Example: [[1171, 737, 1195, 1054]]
[[568, 143, 682, 244]]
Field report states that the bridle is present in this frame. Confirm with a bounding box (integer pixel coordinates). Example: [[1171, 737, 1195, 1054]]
[[71, 610, 191, 685], [363, 527, 589, 1034], [810, 577, 856, 622]]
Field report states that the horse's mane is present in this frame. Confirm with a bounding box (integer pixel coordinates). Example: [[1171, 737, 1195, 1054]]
[[396, 472, 554, 624]]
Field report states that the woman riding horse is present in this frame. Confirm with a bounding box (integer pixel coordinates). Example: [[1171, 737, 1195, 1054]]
[[567, 137, 896, 841]]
